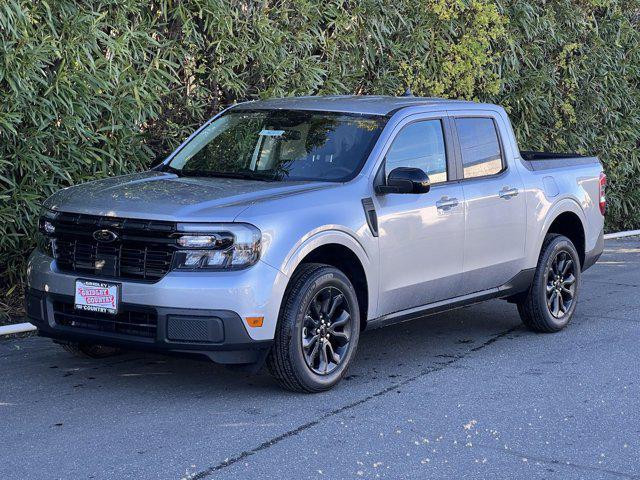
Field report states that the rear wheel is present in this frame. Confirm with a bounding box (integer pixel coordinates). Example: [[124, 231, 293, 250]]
[[517, 234, 581, 332], [267, 263, 360, 393], [59, 341, 123, 359]]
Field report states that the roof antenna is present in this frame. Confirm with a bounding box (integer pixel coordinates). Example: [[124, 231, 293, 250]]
[[401, 87, 413, 97]]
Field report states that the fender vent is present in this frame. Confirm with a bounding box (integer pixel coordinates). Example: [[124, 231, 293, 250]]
[[361, 197, 379, 237]]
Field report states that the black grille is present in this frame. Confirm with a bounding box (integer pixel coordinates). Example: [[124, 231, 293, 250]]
[[167, 316, 224, 343], [53, 298, 158, 338], [47, 212, 176, 281]]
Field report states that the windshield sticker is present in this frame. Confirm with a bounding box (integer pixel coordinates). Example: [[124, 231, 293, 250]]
[[259, 129, 285, 137]]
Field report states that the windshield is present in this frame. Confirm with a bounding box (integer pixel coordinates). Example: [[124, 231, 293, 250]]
[[165, 109, 387, 182]]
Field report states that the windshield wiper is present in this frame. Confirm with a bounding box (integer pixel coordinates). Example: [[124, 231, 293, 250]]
[[157, 164, 184, 176]]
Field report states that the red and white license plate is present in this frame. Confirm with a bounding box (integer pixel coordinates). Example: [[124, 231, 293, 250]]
[[74, 280, 119, 315]]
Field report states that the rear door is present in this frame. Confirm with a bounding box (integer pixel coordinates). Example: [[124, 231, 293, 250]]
[[449, 111, 527, 294], [373, 114, 465, 316]]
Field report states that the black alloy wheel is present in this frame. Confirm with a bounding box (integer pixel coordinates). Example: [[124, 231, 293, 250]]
[[301, 286, 353, 375], [546, 250, 577, 318]]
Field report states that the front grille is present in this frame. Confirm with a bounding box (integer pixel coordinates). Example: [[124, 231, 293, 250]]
[[47, 212, 176, 281], [53, 299, 158, 338]]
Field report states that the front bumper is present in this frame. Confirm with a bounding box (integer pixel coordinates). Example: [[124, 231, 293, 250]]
[[26, 250, 290, 363], [26, 288, 272, 365]]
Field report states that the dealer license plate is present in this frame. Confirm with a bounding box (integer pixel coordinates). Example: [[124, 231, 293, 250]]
[[74, 280, 119, 315]]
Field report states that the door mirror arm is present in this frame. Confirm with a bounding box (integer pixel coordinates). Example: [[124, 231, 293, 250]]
[[375, 167, 431, 195]]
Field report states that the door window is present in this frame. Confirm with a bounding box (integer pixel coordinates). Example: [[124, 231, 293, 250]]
[[455, 117, 504, 178], [385, 120, 447, 184]]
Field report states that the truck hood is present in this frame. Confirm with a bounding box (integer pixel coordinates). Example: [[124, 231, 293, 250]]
[[44, 171, 333, 222]]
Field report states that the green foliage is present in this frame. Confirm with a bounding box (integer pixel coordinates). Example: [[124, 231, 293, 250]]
[[0, 0, 183, 285], [496, 0, 640, 230], [1, 0, 639, 301]]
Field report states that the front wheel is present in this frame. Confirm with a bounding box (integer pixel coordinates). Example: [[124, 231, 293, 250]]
[[267, 263, 360, 393], [517, 234, 581, 332]]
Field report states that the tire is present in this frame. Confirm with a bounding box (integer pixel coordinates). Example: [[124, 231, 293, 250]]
[[267, 263, 360, 393], [59, 341, 124, 359], [517, 234, 581, 333]]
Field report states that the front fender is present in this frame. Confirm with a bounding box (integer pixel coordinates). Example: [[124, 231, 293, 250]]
[[278, 228, 378, 321]]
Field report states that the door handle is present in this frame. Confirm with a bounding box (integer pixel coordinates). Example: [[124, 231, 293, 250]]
[[436, 197, 459, 210], [499, 187, 519, 199]]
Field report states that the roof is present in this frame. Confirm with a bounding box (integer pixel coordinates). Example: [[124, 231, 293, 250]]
[[232, 95, 488, 116]]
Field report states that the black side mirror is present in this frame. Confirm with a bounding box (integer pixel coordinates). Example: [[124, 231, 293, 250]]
[[376, 167, 431, 194]]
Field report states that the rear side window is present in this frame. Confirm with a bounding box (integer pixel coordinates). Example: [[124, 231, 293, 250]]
[[385, 120, 447, 184], [455, 117, 504, 178]]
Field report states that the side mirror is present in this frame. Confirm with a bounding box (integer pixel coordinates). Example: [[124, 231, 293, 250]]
[[376, 167, 431, 194]]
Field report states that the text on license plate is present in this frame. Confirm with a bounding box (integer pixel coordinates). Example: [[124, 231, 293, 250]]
[[74, 280, 119, 315]]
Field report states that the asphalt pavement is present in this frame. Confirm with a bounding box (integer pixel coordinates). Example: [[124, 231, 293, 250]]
[[1, 238, 639, 479]]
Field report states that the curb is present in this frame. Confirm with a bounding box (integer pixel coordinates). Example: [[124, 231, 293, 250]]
[[604, 229, 640, 240], [0, 322, 37, 336]]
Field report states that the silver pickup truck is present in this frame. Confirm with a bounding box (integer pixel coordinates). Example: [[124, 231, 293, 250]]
[[27, 95, 605, 392]]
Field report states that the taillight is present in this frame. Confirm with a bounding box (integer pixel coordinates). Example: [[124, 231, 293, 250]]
[[598, 172, 607, 216]]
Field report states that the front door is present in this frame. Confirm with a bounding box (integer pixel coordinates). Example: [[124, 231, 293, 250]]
[[374, 116, 465, 316]]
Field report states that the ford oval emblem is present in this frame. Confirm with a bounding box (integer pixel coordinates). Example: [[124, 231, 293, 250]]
[[93, 229, 118, 243]]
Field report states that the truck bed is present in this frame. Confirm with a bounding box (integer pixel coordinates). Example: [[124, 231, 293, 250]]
[[520, 151, 600, 171]]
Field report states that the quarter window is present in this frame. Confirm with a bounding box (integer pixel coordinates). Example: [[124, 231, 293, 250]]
[[455, 117, 504, 178], [385, 120, 447, 184]]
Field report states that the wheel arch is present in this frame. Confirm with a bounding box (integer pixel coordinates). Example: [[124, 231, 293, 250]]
[[538, 200, 587, 268], [280, 231, 376, 328]]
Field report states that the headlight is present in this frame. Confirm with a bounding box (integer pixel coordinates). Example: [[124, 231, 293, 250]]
[[172, 223, 261, 270]]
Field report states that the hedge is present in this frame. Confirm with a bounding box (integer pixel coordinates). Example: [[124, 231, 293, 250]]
[[1, 0, 639, 309]]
